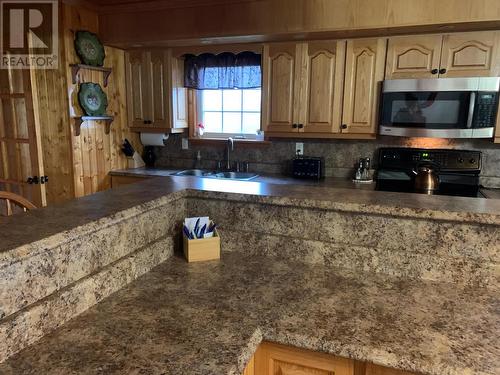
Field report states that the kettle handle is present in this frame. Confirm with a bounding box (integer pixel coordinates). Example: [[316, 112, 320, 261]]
[[412, 161, 441, 175]]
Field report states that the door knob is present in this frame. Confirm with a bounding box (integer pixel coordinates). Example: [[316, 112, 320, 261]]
[[341, 124, 348, 129], [292, 124, 298, 128], [298, 124, 304, 129], [431, 69, 438, 75], [439, 68, 447, 74]]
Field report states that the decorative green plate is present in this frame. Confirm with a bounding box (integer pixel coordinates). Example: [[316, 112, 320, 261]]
[[74, 30, 105, 66], [78, 83, 108, 116]]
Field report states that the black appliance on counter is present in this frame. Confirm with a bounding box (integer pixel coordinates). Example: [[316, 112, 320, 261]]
[[376, 148, 482, 197], [292, 156, 325, 180]]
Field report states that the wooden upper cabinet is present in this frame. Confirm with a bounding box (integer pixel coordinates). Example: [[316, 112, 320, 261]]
[[385, 35, 442, 79], [149, 50, 169, 127], [262, 43, 301, 133], [342, 38, 387, 135], [125, 49, 188, 131], [300, 40, 346, 133], [170, 54, 189, 130], [125, 50, 149, 128], [440, 31, 500, 77]]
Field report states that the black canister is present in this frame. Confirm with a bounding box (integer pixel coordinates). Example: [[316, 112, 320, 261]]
[[143, 146, 156, 167]]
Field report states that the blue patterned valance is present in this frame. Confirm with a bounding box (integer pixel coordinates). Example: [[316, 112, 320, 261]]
[[184, 52, 261, 90]]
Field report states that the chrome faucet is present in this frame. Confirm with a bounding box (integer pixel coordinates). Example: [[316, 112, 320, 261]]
[[225, 137, 234, 170]]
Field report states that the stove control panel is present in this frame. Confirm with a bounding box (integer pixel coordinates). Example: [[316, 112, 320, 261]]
[[379, 148, 481, 172]]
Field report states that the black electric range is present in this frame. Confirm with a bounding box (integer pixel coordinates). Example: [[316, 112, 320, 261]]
[[375, 148, 482, 197]]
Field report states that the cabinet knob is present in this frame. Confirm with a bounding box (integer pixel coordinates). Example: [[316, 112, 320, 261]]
[[439, 68, 447, 74], [431, 69, 439, 75], [341, 124, 348, 129], [292, 124, 298, 129], [298, 124, 304, 129]]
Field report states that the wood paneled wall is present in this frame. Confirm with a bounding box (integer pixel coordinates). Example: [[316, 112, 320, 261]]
[[30, 3, 142, 203], [98, 0, 500, 47]]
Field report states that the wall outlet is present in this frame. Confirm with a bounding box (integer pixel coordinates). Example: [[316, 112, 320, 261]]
[[181, 138, 189, 150], [295, 142, 304, 156]]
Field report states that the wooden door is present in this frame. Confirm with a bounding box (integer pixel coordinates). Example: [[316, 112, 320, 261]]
[[300, 40, 345, 133], [342, 38, 387, 135], [0, 69, 45, 207], [149, 50, 170, 128], [262, 43, 301, 133], [440, 31, 500, 77], [255, 342, 353, 375], [170, 53, 188, 130], [385, 35, 443, 79], [125, 50, 151, 128]]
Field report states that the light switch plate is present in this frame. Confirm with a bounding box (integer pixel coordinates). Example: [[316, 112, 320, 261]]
[[295, 142, 304, 156], [181, 138, 189, 150]]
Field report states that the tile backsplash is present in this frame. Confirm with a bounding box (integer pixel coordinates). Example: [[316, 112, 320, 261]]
[[154, 135, 500, 188]]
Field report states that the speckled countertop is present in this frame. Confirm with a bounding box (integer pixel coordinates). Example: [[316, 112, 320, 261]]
[[1, 252, 498, 375], [109, 167, 378, 189], [3, 175, 500, 255]]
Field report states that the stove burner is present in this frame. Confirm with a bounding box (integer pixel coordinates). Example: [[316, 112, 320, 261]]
[[376, 148, 482, 198]]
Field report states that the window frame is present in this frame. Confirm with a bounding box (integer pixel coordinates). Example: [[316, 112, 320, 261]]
[[195, 88, 262, 140]]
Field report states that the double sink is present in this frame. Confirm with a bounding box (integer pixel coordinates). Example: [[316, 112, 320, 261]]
[[171, 169, 259, 181]]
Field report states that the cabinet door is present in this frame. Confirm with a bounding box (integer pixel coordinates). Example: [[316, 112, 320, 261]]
[[300, 40, 346, 133], [342, 38, 387, 135], [385, 35, 442, 79], [149, 50, 170, 127], [365, 363, 416, 375], [255, 342, 353, 375], [440, 31, 500, 77], [170, 53, 189, 130], [262, 43, 301, 133], [125, 50, 151, 128]]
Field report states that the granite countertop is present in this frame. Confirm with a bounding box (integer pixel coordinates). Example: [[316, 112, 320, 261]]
[[109, 167, 377, 190], [3, 176, 500, 256], [1, 252, 498, 375]]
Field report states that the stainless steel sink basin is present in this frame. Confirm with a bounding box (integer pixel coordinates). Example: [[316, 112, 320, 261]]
[[171, 169, 258, 181], [213, 172, 259, 181], [172, 169, 214, 177]]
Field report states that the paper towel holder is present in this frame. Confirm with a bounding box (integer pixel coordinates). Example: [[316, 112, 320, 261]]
[[140, 132, 169, 147]]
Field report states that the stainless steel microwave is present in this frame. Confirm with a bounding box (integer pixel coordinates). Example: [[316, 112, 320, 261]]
[[379, 77, 500, 138]]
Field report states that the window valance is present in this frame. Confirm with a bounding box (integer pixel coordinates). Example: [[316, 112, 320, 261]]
[[184, 52, 262, 90]]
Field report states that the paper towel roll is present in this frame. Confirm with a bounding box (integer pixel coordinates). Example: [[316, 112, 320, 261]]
[[140, 133, 169, 146]]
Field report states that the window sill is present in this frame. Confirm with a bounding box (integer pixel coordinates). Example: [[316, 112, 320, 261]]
[[188, 137, 272, 147]]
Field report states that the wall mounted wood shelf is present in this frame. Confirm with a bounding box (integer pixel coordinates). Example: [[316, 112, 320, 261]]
[[70, 64, 112, 87], [73, 116, 114, 136]]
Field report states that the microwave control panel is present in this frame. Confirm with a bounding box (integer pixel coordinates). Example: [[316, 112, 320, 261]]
[[473, 92, 499, 128]]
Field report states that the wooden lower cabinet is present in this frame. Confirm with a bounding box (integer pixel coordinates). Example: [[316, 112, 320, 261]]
[[243, 342, 417, 375], [253, 342, 353, 375], [110, 175, 151, 188]]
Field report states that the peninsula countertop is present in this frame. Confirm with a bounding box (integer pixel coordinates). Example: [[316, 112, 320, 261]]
[[0, 252, 498, 375], [2, 175, 500, 256]]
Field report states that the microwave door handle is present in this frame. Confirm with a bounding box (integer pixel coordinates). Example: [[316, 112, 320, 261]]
[[466, 92, 476, 129]]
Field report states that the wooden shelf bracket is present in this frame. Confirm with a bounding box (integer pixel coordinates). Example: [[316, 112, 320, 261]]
[[73, 116, 114, 136], [70, 64, 113, 87]]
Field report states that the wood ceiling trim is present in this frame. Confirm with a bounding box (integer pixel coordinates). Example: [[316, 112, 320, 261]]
[[66, 0, 262, 15]]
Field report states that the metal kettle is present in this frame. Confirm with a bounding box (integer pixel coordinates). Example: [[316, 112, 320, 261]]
[[412, 162, 440, 194]]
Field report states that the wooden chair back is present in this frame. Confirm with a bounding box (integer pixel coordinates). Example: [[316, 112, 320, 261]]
[[0, 191, 37, 216]]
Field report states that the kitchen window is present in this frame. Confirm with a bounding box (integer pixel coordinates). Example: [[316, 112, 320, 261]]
[[198, 88, 261, 137], [184, 51, 262, 139]]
